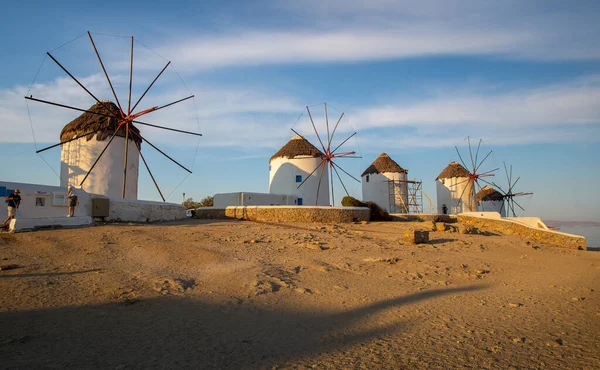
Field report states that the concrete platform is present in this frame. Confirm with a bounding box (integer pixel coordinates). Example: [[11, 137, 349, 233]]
[[9, 216, 93, 232]]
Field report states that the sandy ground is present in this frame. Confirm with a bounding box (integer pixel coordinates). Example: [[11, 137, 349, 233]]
[[0, 219, 599, 369]]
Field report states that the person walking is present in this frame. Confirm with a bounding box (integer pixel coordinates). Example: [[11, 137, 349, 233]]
[[67, 186, 79, 217], [3, 189, 21, 228]]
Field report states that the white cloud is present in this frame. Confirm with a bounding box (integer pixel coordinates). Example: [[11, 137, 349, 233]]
[[3, 70, 599, 152], [349, 75, 600, 131], [141, 1, 600, 71]]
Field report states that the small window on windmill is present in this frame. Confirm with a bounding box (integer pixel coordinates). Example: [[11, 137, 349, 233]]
[[366, 175, 369, 183], [296, 175, 302, 183], [52, 193, 67, 206], [298, 198, 303, 205]]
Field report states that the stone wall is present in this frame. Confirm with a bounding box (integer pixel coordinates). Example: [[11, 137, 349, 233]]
[[390, 214, 457, 223], [194, 206, 370, 223], [457, 215, 587, 250], [107, 199, 187, 222]]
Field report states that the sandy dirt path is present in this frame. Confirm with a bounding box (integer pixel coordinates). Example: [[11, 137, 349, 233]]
[[1, 219, 598, 369]]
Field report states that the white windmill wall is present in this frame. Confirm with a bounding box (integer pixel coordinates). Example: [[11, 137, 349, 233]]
[[60, 136, 139, 200], [269, 156, 330, 206], [436, 177, 476, 214], [362, 172, 408, 213], [480, 200, 506, 217]]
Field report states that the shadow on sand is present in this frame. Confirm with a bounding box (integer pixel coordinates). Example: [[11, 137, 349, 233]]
[[1, 285, 486, 368], [0, 268, 102, 279]]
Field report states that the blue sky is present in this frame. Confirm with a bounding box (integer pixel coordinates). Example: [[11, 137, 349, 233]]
[[1, 0, 599, 221]]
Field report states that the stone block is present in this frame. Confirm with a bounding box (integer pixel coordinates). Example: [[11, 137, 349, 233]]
[[404, 230, 430, 244]]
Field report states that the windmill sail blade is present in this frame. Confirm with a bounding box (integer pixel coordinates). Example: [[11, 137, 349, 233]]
[[88, 31, 123, 112], [324, 103, 330, 151], [511, 176, 521, 192], [135, 141, 165, 202], [329, 162, 335, 206], [332, 164, 350, 197], [46, 52, 116, 115], [503, 162, 511, 189], [296, 158, 325, 190], [331, 132, 357, 155], [448, 178, 470, 188], [475, 150, 493, 172], [315, 160, 326, 206], [36, 127, 104, 153], [127, 36, 134, 114], [131, 61, 171, 113], [331, 161, 361, 183], [474, 139, 482, 169], [513, 192, 533, 196], [328, 112, 344, 149], [475, 181, 484, 212], [128, 96, 195, 121], [132, 120, 202, 136], [513, 199, 525, 212], [509, 199, 517, 217], [455, 146, 470, 171], [479, 167, 499, 176], [136, 133, 192, 174], [488, 180, 506, 194], [456, 179, 472, 212], [24, 96, 120, 121], [467, 136, 476, 171], [122, 127, 130, 198], [305, 106, 327, 153]]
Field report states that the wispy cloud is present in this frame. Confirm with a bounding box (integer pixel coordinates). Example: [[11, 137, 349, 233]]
[[3, 70, 599, 151], [345, 75, 600, 149], [145, 1, 600, 71]]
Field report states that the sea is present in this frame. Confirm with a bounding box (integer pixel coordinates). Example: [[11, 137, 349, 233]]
[[557, 225, 600, 251]]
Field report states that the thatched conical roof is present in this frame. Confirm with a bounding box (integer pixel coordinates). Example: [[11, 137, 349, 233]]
[[270, 135, 323, 162], [436, 161, 471, 180], [361, 153, 407, 177], [60, 101, 141, 145], [477, 185, 504, 202]]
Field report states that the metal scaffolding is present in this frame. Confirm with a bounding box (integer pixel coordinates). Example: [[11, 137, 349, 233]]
[[387, 179, 424, 214]]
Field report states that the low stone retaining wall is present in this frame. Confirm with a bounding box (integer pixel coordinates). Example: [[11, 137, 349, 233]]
[[390, 214, 457, 223], [10, 216, 93, 231], [457, 215, 587, 250], [107, 199, 186, 222], [194, 206, 370, 223]]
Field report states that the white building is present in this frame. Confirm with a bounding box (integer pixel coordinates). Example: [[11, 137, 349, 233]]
[[361, 153, 408, 213], [476, 185, 506, 216], [436, 161, 476, 214], [214, 192, 298, 208], [60, 101, 139, 200], [0, 180, 185, 231], [269, 135, 329, 206]]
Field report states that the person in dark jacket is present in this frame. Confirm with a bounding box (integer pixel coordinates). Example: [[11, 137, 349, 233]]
[[3, 189, 21, 227]]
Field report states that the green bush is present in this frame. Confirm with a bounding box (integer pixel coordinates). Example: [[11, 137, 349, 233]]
[[182, 196, 214, 209], [341, 196, 368, 207], [367, 201, 392, 221]]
